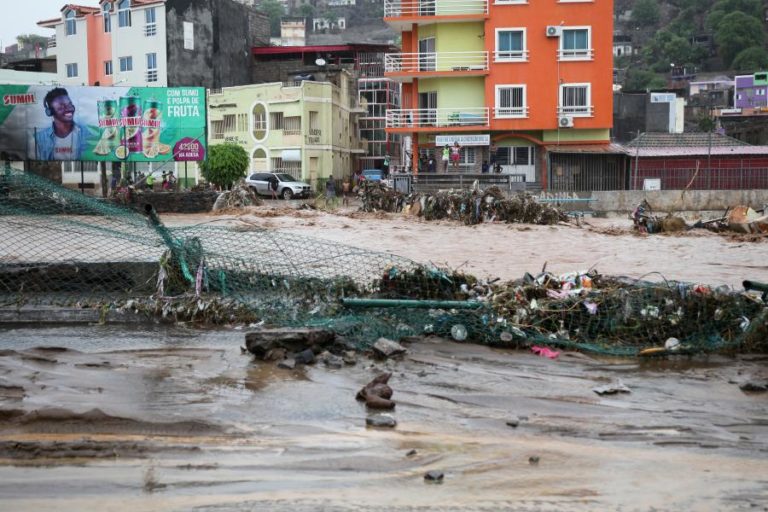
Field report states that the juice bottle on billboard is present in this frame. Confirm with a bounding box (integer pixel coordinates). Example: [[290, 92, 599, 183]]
[[141, 100, 162, 158], [119, 96, 142, 158], [94, 99, 119, 156]]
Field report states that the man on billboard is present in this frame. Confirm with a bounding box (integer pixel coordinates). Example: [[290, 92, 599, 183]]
[[34, 88, 88, 161]]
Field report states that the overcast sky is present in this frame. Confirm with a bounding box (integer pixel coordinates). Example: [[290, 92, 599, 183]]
[[0, 0, 74, 50]]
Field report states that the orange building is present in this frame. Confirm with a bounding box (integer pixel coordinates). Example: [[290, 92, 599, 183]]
[[384, 0, 613, 185]]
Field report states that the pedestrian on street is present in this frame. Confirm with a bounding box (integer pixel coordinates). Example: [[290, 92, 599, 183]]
[[450, 141, 461, 170], [342, 176, 351, 206], [326, 177, 336, 200], [268, 174, 279, 200], [428, 154, 436, 173], [441, 144, 450, 172]]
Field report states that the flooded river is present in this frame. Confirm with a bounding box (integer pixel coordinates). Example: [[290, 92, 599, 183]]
[[0, 324, 766, 511]]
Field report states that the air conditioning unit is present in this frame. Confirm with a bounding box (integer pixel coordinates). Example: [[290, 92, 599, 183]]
[[546, 26, 562, 37], [558, 116, 574, 128]]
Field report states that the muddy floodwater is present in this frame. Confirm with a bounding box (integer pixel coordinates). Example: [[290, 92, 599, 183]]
[[0, 324, 766, 511]]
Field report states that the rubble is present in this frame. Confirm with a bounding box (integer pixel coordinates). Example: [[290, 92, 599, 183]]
[[358, 182, 567, 226], [212, 180, 263, 211]]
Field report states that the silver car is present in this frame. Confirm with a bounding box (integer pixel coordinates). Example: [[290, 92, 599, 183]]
[[245, 172, 312, 200]]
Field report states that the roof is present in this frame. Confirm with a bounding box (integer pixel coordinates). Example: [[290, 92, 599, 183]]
[[632, 146, 768, 158], [252, 43, 396, 56], [61, 4, 100, 15], [625, 132, 750, 148], [546, 143, 627, 155]]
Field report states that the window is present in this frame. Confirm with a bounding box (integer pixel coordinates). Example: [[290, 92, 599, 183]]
[[66, 63, 78, 77], [283, 116, 301, 134], [559, 83, 592, 116], [118, 0, 131, 28], [270, 158, 301, 174], [237, 114, 248, 132], [309, 111, 320, 134], [252, 103, 267, 140], [560, 27, 592, 60], [145, 7, 156, 36], [104, 60, 113, 76], [146, 52, 157, 82], [65, 10, 76, 36], [222, 114, 236, 133], [211, 120, 224, 139], [270, 112, 284, 129], [103, 3, 112, 32], [119, 56, 133, 72], [495, 29, 526, 61], [458, 147, 476, 166], [183, 21, 194, 50], [495, 146, 534, 166], [495, 85, 527, 118]]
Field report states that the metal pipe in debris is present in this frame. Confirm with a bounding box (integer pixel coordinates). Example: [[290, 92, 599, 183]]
[[341, 298, 484, 309]]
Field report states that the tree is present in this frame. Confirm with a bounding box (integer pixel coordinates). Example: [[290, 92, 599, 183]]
[[732, 46, 768, 72], [15, 33, 49, 48], [298, 3, 315, 18], [706, 0, 762, 30], [624, 68, 667, 91], [199, 144, 249, 189], [632, 0, 660, 27], [257, 0, 286, 37], [714, 11, 765, 67], [643, 31, 694, 72]]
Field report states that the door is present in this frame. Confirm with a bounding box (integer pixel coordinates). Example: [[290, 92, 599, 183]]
[[418, 91, 437, 126], [309, 157, 319, 185], [418, 37, 436, 72], [254, 172, 270, 194]]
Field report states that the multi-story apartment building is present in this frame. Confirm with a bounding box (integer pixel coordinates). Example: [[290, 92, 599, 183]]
[[39, 0, 269, 88], [207, 72, 365, 187], [383, 0, 613, 183], [358, 77, 401, 170]]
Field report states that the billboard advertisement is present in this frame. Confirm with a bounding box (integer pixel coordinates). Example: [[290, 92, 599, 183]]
[[0, 85, 206, 162]]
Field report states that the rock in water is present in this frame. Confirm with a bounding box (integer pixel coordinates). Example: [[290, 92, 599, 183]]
[[277, 359, 296, 370], [366, 414, 396, 428], [424, 470, 444, 483], [294, 349, 316, 365], [372, 338, 407, 359]]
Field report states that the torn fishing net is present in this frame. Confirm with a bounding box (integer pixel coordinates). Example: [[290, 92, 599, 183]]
[[1, 169, 765, 356]]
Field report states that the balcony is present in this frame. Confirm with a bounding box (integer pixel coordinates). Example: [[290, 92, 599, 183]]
[[384, 51, 488, 81], [494, 106, 529, 119], [386, 107, 489, 131], [384, 0, 488, 30]]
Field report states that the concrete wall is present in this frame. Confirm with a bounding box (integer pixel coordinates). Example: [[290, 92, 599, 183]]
[[588, 189, 768, 214], [165, 0, 268, 88]]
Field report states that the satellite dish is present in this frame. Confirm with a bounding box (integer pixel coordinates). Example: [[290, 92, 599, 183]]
[[315, 58, 326, 66]]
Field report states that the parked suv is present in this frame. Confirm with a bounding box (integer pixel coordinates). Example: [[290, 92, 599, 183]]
[[245, 172, 312, 200]]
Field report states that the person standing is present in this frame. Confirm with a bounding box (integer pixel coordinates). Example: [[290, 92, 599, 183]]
[[441, 144, 450, 172], [450, 141, 461, 170], [342, 176, 351, 206], [428, 153, 436, 173], [382, 154, 391, 178], [325, 177, 336, 206], [146, 172, 155, 191], [268, 174, 279, 200]]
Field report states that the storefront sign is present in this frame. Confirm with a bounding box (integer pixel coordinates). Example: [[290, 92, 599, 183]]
[[435, 134, 490, 147]]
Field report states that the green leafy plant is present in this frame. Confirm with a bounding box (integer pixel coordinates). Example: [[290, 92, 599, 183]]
[[199, 144, 249, 190]]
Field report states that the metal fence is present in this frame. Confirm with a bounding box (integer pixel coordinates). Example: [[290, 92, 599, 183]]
[[630, 166, 768, 190]]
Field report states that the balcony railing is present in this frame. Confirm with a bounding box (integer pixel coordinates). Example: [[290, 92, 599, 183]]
[[494, 106, 529, 118], [386, 107, 489, 128], [385, 51, 488, 74], [557, 105, 594, 117], [384, 0, 488, 18], [144, 23, 157, 36], [47, 36, 56, 48], [557, 48, 594, 60], [493, 50, 529, 62]]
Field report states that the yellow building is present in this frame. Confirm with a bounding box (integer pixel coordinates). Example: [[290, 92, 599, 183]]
[[207, 71, 365, 188]]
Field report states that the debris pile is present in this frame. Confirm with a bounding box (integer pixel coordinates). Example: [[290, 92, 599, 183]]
[[212, 180, 263, 211], [358, 182, 567, 226]]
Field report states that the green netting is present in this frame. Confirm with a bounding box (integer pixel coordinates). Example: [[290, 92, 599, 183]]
[[1, 169, 766, 356]]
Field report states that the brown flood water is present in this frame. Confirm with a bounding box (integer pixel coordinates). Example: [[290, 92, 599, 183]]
[[0, 325, 766, 511], [163, 207, 768, 289]]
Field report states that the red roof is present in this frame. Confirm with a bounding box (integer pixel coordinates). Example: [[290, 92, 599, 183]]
[[61, 4, 100, 15]]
